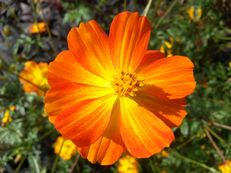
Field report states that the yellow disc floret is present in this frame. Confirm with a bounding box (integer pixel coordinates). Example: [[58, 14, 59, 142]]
[[113, 71, 143, 96]]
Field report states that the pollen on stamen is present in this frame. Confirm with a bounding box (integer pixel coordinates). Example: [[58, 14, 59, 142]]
[[112, 71, 143, 96]]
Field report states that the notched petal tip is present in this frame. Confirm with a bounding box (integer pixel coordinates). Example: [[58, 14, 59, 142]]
[[67, 19, 114, 79], [109, 11, 151, 72]]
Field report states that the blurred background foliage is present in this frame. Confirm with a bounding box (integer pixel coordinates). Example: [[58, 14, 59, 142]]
[[0, 0, 231, 172]]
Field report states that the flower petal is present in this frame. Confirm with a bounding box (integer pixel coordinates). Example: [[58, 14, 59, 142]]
[[119, 97, 174, 158], [45, 82, 114, 123], [54, 95, 117, 147], [138, 56, 196, 99], [134, 86, 187, 128], [78, 136, 124, 165], [78, 98, 124, 165], [109, 11, 151, 72], [48, 50, 110, 88], [67, 20, 114, 80], [137, 50, 165, 70]]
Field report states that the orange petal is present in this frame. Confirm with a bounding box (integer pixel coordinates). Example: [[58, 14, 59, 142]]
[[67, 20, 114, 80], [134, 86, 187, 128], [137, 50, 165, 70], [48, 50, 110, 88], [109, 11, 151, 72], [45, 82, 114, 123], [78, 136, 124, 165], [138, 56, 196, 99], [78, 98, 124, 165], [55, 95, 117, 147], [119, 97, 174, 158]]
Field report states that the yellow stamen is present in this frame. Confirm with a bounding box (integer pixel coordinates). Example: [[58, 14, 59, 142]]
[[113, 71, 143, 96]]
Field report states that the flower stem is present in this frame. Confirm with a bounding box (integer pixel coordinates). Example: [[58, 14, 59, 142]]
[[176, 134, 199, 149], [68, 154, 80, 173], [51, 138, 65, 173], [155, 0, 178, 29], [171, 150, 219, 173], [123, 0, 127, 10], [153, 0, 161, 19], [204, 128, 226, 163], [212, 121, 231, 131], [142, 0, 153, 16], [205, 126, 226, 144], [14, 156, 26, 173]]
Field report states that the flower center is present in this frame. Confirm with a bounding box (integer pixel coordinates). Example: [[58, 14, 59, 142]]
[[112, 71, 143, 96]]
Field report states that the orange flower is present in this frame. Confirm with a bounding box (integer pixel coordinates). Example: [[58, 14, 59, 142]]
[[117, 155, 139, 173], [45, 11, 196, 165], [19, 61, 49, 96], [219, 160, 231, 173], [28, 22, 47, 34], [54, 136, 77, 160]]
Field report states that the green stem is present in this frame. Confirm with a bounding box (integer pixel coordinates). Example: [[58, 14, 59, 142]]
[[148, 159, 156, 172], [38, 129, 53, 142], [152, 0, 161, 19], [155, 0, 178, 28], [205, 128, 226, 162], [51, 138, 65, 173], [171, 151, 219, 173], [176, 134, 199, 149], [205, 126, 226, 144], [14, 156, 26, 173], [68, 155, 80, 173], [123, 0, 127, 10], [212, 122, 231, 131]]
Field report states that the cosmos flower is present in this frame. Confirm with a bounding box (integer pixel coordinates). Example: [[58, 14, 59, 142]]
[[28, 22, 47, 34], [19, 61, 49, 96], [45, 11, 196, 165], [54, 136, 77, 160], [219, 160, 231, 173], [187, 6, 202, 22], [117, 155, 139, 173]]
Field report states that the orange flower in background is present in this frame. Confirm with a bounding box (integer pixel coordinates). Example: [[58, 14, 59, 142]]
[[19, 61, 49, 96], [117, 155, 139, 173], [28, 22, 47, 34], [219, 161, 231, 173], [54, 136, 77, 160], [45, 11, 196, 165]]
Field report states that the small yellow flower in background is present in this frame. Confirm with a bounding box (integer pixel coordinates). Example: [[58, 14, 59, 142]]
[[1, 106, 15, 126], [160, 37, 174, 57], [19, 61, 49, 96], [161, 150, 169, 158], [117, 155, 139, 173], [28, 22, 47, 34], [54, 136, 77, 160], [229, 62, 231, 68], [187, 6, 202, 22], [219, 161, 231, 173]]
